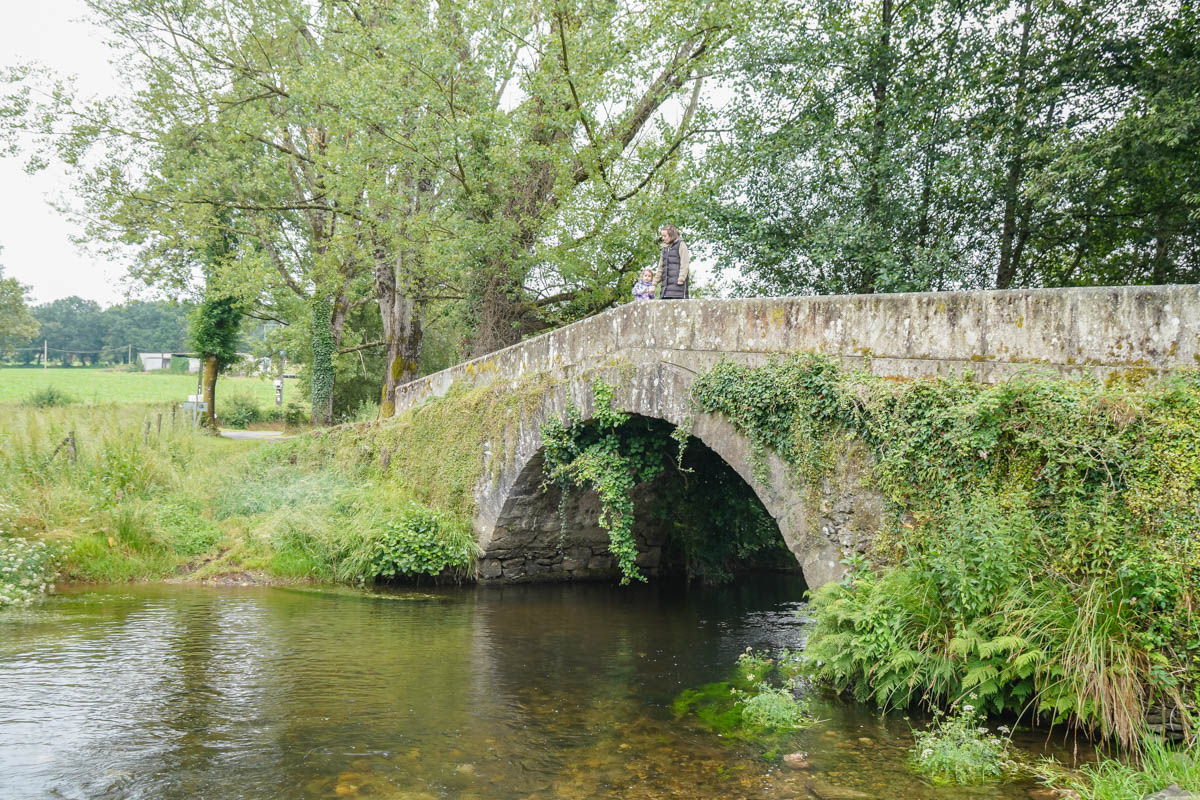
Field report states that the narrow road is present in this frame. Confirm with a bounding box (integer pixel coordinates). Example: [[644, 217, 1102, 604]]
[[218, 430, 292, 441]]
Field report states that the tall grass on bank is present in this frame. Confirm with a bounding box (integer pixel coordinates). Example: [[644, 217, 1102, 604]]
[[1039, 738, 1200, 800], [0, 404, 480, 590], [0, 404, 245, 582], [693, 358, 1200, 750]]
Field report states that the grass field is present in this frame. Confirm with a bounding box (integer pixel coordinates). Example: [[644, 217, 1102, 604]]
[[0, 366, 298, 407]]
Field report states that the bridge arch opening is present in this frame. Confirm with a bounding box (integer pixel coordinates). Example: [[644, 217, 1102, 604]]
[[478, 415, 802, 586]]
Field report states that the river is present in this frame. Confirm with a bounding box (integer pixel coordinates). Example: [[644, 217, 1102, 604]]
[[0, 577, 1074, 799]]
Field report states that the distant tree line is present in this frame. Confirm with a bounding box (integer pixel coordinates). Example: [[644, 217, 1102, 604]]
[[4, 296, 193, 366], [2, 0, 1194, 423]]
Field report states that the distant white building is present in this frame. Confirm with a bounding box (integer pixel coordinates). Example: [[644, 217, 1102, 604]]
[[139, 353, 200, 373]]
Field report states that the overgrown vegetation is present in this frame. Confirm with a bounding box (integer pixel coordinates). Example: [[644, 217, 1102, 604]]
[[909, 698, 1014, 785], [692, 356, 1200, 750], [541, 382, 676, 583], [0, 399, 484, 593], [1038, 738, 1200, 800]]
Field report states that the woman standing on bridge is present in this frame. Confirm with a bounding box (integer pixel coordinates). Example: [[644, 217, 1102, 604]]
[[658, 225, 690, 299]]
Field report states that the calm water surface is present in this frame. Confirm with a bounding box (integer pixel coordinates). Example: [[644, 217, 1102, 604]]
[[0, 578, 1073, 799]]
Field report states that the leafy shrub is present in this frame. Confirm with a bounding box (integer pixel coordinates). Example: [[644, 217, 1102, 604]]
[[0, 537, 58, 607], [675, 647, 815, 748], [909, 699, 1013, 785], [738, 685, 811, 730], [222, 393, 262, 429], [363, 502, 478, 580], [283, 401, 308, 428], [23, 386, 75, 408]]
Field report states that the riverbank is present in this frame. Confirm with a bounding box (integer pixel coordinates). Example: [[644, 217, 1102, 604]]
[[0, 403, 477, 595]]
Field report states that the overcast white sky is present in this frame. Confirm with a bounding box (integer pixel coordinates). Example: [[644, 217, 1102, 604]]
[[0, 0, 127, 307]]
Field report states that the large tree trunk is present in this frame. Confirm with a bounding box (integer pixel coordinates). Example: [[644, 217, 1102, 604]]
[[375, 252, 424, 418], [996, 152, 1026, 289], [1151, 211, 1172, 284], [859, 0, 895, 294], [470, 269, 522, 357], [199, 354, 218, 430]]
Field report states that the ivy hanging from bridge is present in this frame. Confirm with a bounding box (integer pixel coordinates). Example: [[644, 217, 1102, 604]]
[[540, 380, 791, 585]]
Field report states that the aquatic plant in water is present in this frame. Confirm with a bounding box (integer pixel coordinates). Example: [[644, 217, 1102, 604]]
[[674, 648, 815, 749], [909, 697, 1014, 785], [0, 535, 57, 607]]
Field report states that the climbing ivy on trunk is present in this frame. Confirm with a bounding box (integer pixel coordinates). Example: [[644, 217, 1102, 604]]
[[309, 296, 335, 426]]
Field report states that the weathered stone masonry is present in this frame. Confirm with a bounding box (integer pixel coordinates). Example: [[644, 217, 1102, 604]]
[[390, 285, 1200, 588]]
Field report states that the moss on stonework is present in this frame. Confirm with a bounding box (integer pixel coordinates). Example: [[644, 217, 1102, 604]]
[[295, 370, 562, 521]]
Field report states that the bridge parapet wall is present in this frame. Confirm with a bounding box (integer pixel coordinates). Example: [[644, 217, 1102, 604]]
[[395, 285, 1200, 416]]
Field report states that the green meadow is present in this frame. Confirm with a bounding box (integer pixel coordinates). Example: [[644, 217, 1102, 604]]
[[0, 366, 295, 407]]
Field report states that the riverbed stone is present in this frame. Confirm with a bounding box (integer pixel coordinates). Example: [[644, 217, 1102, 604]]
[[1143, 785, 1196, 800], [804, 778, 872, 800]]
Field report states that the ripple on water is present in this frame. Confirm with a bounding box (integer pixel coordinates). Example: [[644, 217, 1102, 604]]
[[0, 579, 1084, 799]]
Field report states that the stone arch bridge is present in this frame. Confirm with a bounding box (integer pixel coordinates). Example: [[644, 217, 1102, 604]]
[[387, 286, 1199, 589]]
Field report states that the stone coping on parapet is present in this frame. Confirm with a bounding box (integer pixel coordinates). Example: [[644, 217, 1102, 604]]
[[391, 285, 1200, 415]]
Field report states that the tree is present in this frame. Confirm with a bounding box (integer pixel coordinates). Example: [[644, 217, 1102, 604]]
[[0, 262, 39, 359], [31, 297, 104, 364], [4, 0, 752, 418], [191, 295, 242, 429], [699, 0, 1197, 296], [100, 301, 192, 358]]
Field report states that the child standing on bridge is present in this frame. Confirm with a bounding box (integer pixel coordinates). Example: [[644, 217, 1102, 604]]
[[632, 267, 657, 302]]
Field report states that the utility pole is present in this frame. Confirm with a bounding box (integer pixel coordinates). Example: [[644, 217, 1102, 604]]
[[128, 343, 132, 365], [42, 340, 47, 370]]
